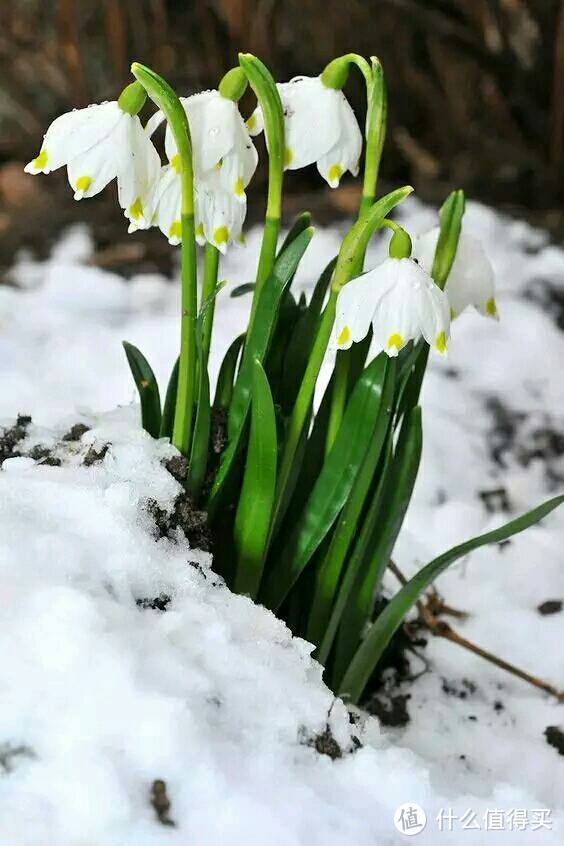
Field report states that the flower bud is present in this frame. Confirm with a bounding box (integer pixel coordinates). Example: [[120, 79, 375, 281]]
[[219, 67, 248, 102], [117, 81, 147, 116]]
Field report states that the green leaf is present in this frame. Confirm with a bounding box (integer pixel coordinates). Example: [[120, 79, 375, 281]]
[[306, 355, 395, 648], [160, 357, 179, 440], [280, 257, 336, 412], [187, 361, 211, 497], [230, 283, 255, 298], [213, 334, 245, 411], [260, 353, 392, 612], [317, 436, 393, 666], [208, 231, 312, 519], [278, 211, 312, 256], [432, 189, 466, 290], [233, 359, 278, 599], [339, 493, 564, 704], [333, 405, 423, 683], [228, 227, 314, 442], [122, 341, 161, 439]]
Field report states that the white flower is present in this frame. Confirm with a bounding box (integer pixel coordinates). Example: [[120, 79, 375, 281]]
[[335, 258, 451, 357], [247, 75, 362, 187], [151, 159, 245, 253], [146, 90, 258, 202], [24, 101, 160, 231], [413, 227, 497, 319]]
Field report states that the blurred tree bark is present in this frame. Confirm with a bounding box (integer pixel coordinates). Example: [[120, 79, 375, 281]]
[[0, 0, 562, 258]]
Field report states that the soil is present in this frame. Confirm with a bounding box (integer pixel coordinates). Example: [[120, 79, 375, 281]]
[[150, 779, 175, 827], [0, 414, 32, 465], [544, 726, 564, 757]]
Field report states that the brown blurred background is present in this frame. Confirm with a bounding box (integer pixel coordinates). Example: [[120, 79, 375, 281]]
[[0, 0, 562, 274]]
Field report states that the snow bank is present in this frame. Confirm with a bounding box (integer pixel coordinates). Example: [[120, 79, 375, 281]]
[[0, 199, 563, 843]]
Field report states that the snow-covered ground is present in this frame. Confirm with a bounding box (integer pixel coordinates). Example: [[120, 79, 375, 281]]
[[0, 199, 563, 844]]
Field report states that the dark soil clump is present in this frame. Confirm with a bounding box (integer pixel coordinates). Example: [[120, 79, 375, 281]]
[[150, 779, 176, 827], [538, 599, 562, 616], [544, 726, 564, 757], [28, 444, 62, 466], [0, 414, 32, 465], [83, 444, 109, 466], [147, 495, 212, 552], [136, 594, 171, 612], [368, 693, 411, 728], [62, 422, 90, 442]]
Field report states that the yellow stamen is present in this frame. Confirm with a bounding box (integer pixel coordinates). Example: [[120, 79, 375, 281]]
[[387, 333, 405, 352], [327, 164, 343, 187], [246, 114, 257, 132], [169, 221, 181, 241], [337, 326, 351, 347], [234, 177, 245, 198], [129, 197, 144, 221], [486, 297, 498, 318], [213, 226, 229, 246], [435, 331, 447, 354], [75, 175, 92, 195], [284, 147, 293, 168], [170, 154, 181, 174], [32, 149, 48, 171]]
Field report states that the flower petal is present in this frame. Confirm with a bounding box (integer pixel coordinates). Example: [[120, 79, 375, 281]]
[[316, 95, 362, 187], [277, 77, 342, 170], [117, 115, 161, 229], [25, 102, 122, 174], [152, 166, 182, 244]]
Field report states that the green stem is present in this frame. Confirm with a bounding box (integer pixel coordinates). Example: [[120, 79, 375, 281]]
[[238, 54, 285, 323], [273, 186, 413, 520], [324, 56, 387, 449], [201, 243, 220, 369], [131, 61, 198, 458], [273, 292, 337, 523]]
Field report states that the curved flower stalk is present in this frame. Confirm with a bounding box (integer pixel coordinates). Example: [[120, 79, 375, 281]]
[[248, 75, 362, 188], [414, 226, 498, 319], [334, 257, 451, 356], [24, 83, 160, 232]]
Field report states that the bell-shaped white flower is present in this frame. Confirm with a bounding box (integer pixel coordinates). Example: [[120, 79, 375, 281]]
[[335, 258, 451, 357], [151, 157, 245, 253], [247, 75, 362, 187], [146, 90, 258, 203], [24, 101, 160, 231], [413, 227, 497, 319]]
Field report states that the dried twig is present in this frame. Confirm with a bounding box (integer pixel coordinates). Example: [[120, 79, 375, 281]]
[[388, 560, 564, 702]]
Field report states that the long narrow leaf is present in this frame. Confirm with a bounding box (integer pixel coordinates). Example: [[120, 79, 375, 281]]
[[333, 406, 423, 683], [306, 356, 396, 647], [209, 230, 313, 517], [260, 353, 391, 612], [277, 211, 312, 256], [233, 360, 277, 598], [213, 334, 245, 411], [160, 357, 179, 440], [228, 227, 314, 440], [122, 341, 161, 439], [339, 494, 564, 704], [187, 363, 211, 496], [317, 436, 393, 666]]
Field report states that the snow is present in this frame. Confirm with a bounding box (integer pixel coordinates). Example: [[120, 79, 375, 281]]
[[0, 199, 563, 844]]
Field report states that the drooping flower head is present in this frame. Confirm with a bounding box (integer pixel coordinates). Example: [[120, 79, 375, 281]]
[[335, 257, 451, 357], [24, 89, 160, 232], [413, 227, 497, 320], [247, 75, 362, 188], [146, 89, 257, 251]]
